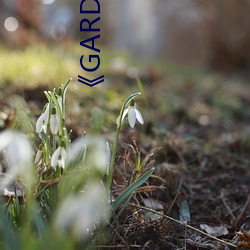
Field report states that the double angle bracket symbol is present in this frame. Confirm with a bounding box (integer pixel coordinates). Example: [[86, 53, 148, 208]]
[[78, 75, 104, 87]]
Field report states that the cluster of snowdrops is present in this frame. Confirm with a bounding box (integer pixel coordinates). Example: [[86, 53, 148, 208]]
[[0, 79, 153, 249]]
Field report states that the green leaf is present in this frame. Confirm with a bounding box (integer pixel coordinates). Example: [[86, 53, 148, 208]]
[[112, 193, 133, 225], [135, 152, 141, 172], [112, 167, 154, 211], [179, 199, 191, 222], [0, 207, 21, 250]]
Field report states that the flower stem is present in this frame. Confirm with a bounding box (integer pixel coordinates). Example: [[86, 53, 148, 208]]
[[106, 92, 141, 197]]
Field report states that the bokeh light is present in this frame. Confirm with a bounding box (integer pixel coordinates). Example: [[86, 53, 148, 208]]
[[41, 0, 55, 5], [4, 17, 19, 32], [50, 24, 67, 40]]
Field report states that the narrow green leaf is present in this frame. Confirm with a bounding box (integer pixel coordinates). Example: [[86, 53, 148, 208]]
[[0, 208, 21, 250], [62, 78, 71, 98], [112, 193, 133, 225], [32, 209, 45, 237], [135, 152, 141, 172], [112, 167, 154, 211]]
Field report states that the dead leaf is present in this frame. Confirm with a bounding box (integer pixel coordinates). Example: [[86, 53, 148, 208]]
[[237, 231, 250, 248], [143, 198, 163, 211], [200, 224, 229, 237], [142, 198, 164, 221]]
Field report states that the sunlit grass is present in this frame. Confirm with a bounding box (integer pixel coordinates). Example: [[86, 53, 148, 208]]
[[0, 42, 211, 87], [0, 45, 79, 86]]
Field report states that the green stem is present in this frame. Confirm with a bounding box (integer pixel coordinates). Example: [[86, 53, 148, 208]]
[[106, 119, 121, 195], [49, 92, 63, 136], [45, 97, 53, 164], [52, 134, 56, 152], [61, 78, 71, 126]]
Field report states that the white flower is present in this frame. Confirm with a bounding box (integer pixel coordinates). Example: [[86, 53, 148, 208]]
[[67, 136, 110, 173], [0, 130, 33, 190], [56, 87, 63, 111], [57, 95, 63, 112], [88, 137, 110, 173], [54, 182, 109, 240], [50, 106, 59, 135], [51, 145, 67, 169], [120, 100, 144, 128], [36, 104, 50, 133], [35, 144, 43, 164], [35, 149, 42, 164]]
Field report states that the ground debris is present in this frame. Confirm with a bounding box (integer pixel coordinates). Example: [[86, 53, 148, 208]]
[[237, 231, 250, 248]]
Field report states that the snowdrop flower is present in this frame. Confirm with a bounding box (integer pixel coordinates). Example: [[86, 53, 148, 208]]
[[36, 103, 50, 133], [51, 143, 67, 169], [54, 182, 109, 240], [50, 106, 59, 135], [0, 130, 33, 190], [57, 89, 63, 112], [87, 137, 110, 173], [67, 135, 110, 173], [35, 144, 43, 164], [121, 99, 144, 128]]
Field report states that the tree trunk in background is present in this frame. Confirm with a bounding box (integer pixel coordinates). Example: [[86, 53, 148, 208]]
[[204, 0, 250, 71], [114, 0, 162, 58]]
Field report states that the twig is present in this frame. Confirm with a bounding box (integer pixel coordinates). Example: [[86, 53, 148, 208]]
[[130, 203, 237, 249], [166, 178, 183, 215], [184, 221, 187, 250], [233, 192, 250, 227], [221, 190, 236, 221]]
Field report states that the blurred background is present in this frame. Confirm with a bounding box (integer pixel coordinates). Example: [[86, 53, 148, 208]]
[[1, 0, 250, 72]]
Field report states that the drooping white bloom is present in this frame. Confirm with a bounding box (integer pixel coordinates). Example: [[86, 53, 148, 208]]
[[88, 137, 110, 173], [35, 144, 43, 164], [51, 145, 67, 169], [35, 149, 42, 164], [56, 87, 63, 111], [50, 106, 59, 135], [0, 130, 33, 190], [54, 182, 109, 240], [36, 103, 50, 133], [67, 135, 110, 173], [57, 95, 63, 112], [50, 114, 59, 135], [120, 99, 144, 128]]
